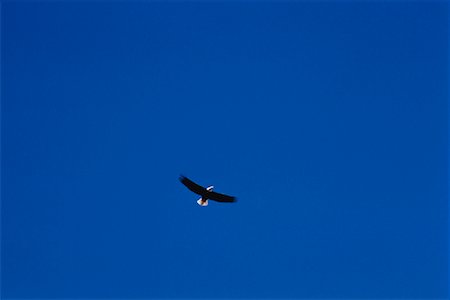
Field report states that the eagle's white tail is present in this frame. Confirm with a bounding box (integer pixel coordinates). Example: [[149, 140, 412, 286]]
[[197, 198, 208, 206]]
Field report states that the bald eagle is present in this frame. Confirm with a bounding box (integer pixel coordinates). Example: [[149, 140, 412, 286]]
[[179, 175, 237, 206]]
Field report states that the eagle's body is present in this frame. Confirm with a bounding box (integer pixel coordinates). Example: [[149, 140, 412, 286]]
[[179, 175, 236, 206]]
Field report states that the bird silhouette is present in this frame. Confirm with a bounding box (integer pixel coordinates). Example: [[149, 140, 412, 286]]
[[179, 175, 237, 206]]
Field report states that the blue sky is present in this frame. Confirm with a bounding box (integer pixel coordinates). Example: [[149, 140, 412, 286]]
[[2, 2, 448, 299]]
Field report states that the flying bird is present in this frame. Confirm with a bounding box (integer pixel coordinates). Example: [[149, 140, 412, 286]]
[[179, 175, 237, 206]]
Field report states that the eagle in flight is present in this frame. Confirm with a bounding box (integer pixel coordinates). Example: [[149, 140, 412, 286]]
[[179, 175, 237, 206]]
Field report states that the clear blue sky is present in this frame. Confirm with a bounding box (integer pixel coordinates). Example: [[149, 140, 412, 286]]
[[2, 2, 448, 299]]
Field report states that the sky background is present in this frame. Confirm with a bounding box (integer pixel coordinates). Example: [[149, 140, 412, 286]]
[[1, 1, 448, 299]]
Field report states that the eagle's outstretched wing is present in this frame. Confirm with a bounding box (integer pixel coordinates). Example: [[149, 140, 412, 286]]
[[208, 191, 236, 203], [179, 175, 207, 195]]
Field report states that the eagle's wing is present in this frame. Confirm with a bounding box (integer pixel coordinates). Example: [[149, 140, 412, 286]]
[[207, 191, 237, 203], [179, 175, 207, 195]]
